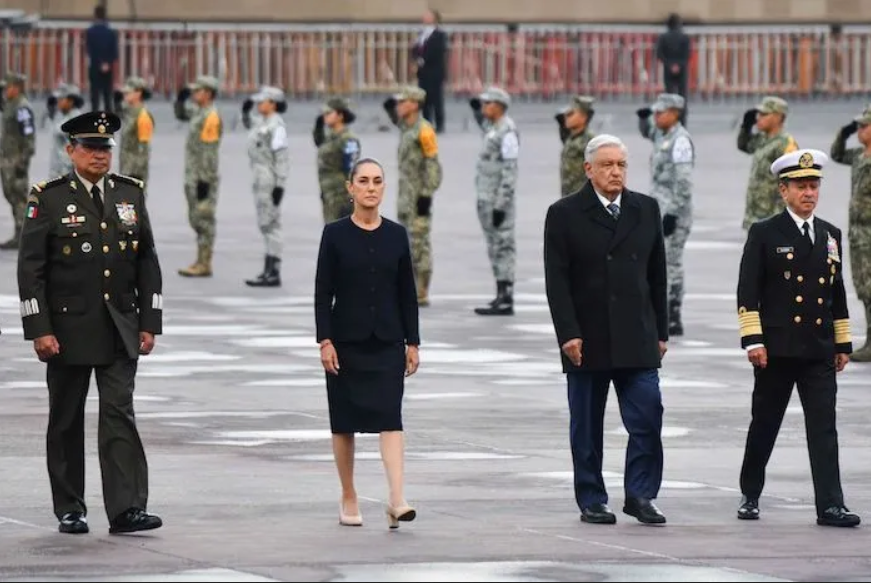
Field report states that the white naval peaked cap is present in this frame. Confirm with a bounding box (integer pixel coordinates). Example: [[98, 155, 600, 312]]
[[770, 148, 828, 180]]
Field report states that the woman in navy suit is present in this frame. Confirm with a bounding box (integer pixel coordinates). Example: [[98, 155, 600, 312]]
[[315, 158, 420, 530]]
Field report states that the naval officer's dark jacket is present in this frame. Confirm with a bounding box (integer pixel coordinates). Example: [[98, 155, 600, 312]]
[[737, 209, 852, 358], [17, 172, 163, 365], [544, 180, 669, 372]]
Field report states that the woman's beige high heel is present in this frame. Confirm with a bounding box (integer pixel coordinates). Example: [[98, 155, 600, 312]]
[[386, 504, 416, 529], [339, 500, 363, 526]]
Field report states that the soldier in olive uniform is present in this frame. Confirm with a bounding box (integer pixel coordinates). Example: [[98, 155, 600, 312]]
[[117, 77, 155, 185], [382, 86, 443, 305], [174, 75, 223, 277], [0, 72, 36, 250], [637, 93, 694, 335], [313, 97, 360, 223], [241, 86, 289, 287], [46, 84, 84, 178], [831, 105, 871, 362], [17, 111, 164, 535], [736, 148, 860, 528], [555, 95, 596, 197], [469, 86, 520, 316], [738, 96, 798, 230]]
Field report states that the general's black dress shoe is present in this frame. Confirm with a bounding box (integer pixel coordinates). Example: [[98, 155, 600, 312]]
[[58, 512, 89, 534], [109, 508, 163, 534], [623, 497, 667, 525], [817, 506, 861, 528], [737, 496, 760, 520], [580, 503, 617, 524]]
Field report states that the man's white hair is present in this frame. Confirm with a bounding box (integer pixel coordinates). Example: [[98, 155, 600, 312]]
[[585, 134, 629, 162]]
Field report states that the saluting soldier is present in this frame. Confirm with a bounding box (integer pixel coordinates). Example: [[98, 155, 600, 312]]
[[830, 105, 871, 361], [117, 77, 155, 185], [637, 93, 694, 335], [174, 75, 223, 277], [382, 86, 442, 305], [0, 72, 37, 250], [735, 148, 860, 528], [737, 96, 798, 229], [313, 97, 360, 223], [241, 86, 289, 287], [46, 84, 85, 178], [469, 86, 520, 316], [555, 95, 595, 197], [17, 111, 164, 535]]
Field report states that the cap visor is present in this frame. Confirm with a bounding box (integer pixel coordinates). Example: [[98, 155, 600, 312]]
[[75, 137, 116, 147]]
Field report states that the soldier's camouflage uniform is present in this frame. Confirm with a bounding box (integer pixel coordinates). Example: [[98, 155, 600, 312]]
[[173, 75, 222, 277], [313, 97, 360, 224], [831, 105, 871, 360], [0, 73, 36, 249], [470, 86, 519, 316], [738, 96, 798, 230], [555, 95, 596, 197], [47, 84, 83, 179], [383, 86, 443, 305], [639, 93, 694, 335], [118, 77, 154, 186]]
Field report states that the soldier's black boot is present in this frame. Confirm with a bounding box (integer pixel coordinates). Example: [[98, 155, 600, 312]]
[[245, 255, 281, 287], [668, 300, 684, 336], [851, 301, 871, 362], [474, 280, 514, 316]]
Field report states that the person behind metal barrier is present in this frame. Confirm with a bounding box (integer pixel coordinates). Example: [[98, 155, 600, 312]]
[[241, 86, 289, 288], [738, 95, 798, 230], [17, 110, 164, 535], [383, 86, 442, 306], [174, 75, 223, 277], [313, 97, 361, 224], [655, 13, 691, 126], [0, 72, 36, 250], [118, 77, 155, 187], [830, 104, 871, 362], [736, 148, 859, 528], [47, 84, 84, 179], [555, 95, 596, 197], [469, 86, 519, 316], [638, 93, 694, 336]]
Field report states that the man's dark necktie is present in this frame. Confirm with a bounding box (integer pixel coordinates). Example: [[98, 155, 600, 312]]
[[802, 221, 813, 248], [607, 203, 620, 221], [91, 185, 104, 216]]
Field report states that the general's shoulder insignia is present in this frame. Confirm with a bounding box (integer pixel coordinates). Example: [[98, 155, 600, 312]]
[[738, 306, 747, 314], [110, 173, 145, 190], [31, 181, 45, 193], [32, 176, 66, 193]]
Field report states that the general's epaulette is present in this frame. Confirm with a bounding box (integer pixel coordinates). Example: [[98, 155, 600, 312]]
[[110, 173, 145, 190], [30, 175, 66, 193]]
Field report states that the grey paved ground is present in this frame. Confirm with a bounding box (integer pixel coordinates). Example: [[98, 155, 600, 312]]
[[1, 99, 871, 582]]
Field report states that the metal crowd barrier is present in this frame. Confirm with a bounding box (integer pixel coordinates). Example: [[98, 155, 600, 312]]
[[0, 23, 869, 100]]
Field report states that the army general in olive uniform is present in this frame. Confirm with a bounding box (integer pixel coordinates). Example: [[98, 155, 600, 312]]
[[555, 95, 596, 197], [0, 72, 37, 250], [737, 96, 798, 230], [736, 148, 860, 528], [831, 104, 871, 361], [17, 111, 164, 535]]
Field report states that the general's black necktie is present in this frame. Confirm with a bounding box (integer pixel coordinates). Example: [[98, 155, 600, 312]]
[[802, 221, 813, 247], [91, 185, 104, 216]]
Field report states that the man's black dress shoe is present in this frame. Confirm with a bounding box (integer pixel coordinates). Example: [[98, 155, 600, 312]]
[[817, 506, 861, 527], [59, 512, 89, 534], [737, 496, 760, 520], [581, 503, 617, 524], [623, 497, 666, 524], [109, 508, 163, 534]]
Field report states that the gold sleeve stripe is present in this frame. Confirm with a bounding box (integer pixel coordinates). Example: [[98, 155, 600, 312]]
[[738, 311, 763, 337], [834, 319, 852, 344]]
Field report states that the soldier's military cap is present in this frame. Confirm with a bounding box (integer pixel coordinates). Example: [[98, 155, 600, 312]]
[[562, 95, 595, 115], [393, 85, 426, 103], [755, 95, 789, 115], [60, 110, 121, 148], [651, 92, 685, 112], [322, 96, 356, 124], [479, 86, 511, 107], [189, 75, 219, 94], [770, 148, 827, 181], [52, 83, 85, 108], [854, 104, 871, 125], [122, 76, 153, 100], [3, 72, 26, 87], [253, 85, 286, 104]]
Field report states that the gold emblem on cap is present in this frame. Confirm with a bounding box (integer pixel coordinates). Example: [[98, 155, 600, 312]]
[[799, 152, 813, 168], [98, 124, 106, 134]]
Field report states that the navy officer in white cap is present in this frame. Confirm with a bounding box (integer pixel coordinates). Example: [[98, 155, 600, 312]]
[[735, 148, 859, 527]]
